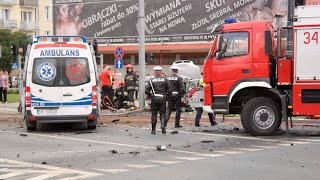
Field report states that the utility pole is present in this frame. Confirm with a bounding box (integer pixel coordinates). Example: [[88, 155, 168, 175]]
[[18, 54, 22, 97], [138, 0, 146, 108]]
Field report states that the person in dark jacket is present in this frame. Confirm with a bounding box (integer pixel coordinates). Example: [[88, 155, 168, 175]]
[[114, 81, 129, 109], [145, 66, 172, 134], [124, 64, 139, 110], [165, 65, 186, 128]]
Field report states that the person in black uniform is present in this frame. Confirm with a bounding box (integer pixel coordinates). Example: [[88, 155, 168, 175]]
[[145, 66, 172, 135], [124, 64, 139, 110], [165, 65, 186, 128]]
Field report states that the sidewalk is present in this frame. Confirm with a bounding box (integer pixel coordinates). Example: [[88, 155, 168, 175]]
[[0, 102, 19, 113]]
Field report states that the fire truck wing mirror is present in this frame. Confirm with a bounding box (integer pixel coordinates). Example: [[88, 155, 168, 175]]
[[215, 52, 223, 60]]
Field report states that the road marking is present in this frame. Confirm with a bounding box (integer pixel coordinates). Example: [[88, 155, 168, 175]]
[[0, 158, 103, 179], [0, 130, 227, 156], [232, 148, 263, 152], [173, 157, 205, 161], [148, 160, 182, 165], [0, 148, 32, 151], [297, 138, 320, 142], [95, 169, 130, 174], [251, 145, 277, 149], [125, 165, 158, 169], [0, 172, 24, 179], [278, 143, 291, 146], [0, 164, 31, 168], [26, 174, 61, 180], [145, 128, 284, 142], [195, 154, 225, 158], [215, 151, 243, 155], [284, 141, 310, 145]]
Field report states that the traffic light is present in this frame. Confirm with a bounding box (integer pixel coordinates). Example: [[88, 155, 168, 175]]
[[10, 45, 17, 58]]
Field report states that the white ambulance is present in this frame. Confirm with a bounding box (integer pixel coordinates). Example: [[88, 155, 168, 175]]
[[20, 36, 100, 130]]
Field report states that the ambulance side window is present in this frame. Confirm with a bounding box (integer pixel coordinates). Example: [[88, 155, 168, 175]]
[[223, 32, 249, 58]]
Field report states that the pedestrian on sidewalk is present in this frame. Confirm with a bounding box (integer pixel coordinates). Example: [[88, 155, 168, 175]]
[[194, 77, 217, 127]]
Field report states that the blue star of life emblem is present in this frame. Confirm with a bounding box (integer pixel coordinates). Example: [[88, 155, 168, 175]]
[[37, 62, 56, 81]]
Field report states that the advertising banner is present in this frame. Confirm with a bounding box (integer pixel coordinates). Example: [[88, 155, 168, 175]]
[[53, 0, 288, 43]]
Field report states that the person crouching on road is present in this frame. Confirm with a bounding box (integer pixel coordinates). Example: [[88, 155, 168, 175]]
[[114, 81, 129, 109], [145, 66, 172, 135], [165, 65, 186, 128], [124, 64, 139, 110]]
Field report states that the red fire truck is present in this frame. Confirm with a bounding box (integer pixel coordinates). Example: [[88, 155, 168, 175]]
[[203, 6, 320, 136]]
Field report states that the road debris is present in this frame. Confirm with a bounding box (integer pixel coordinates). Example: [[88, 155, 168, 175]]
[[201, 140, 214, 143], [134, 137, 139, 138], [233, 127, 240, 131], [156, 145, 166, 151], [171, 131, 178, 135], [111, 119, 120, 123], [109, 150, 119, 154], [167, 144, 172, 147], [42, 161, 47, 164], [75, 131, 97, 135], [20, 134, 27, 137], [184, 145, 191, 148], [129, 151, 140, 156]]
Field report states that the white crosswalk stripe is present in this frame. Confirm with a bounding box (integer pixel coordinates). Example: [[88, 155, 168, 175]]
[[148, 160, 182, 165], [26, 174, 61, 180], [196, 154, 225, 158], [0, 158, 103, 180], [0, 172, 24, 179], [251, 145, 278, 149], [125, 164, 158, 169], [173, 157, 205, 161], [232, 148, 263, 152], [95, 169, 130, 174], [215, 151, 244, 155]]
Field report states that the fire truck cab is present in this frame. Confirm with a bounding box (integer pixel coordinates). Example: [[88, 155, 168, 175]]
[[203, 6, 320, 136]]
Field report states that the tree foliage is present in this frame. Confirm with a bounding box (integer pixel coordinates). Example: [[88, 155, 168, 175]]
[[0, 30, 30, 72]]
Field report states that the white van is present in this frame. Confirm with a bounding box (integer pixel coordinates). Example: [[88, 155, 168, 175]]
[[20, 36, 100, 130]]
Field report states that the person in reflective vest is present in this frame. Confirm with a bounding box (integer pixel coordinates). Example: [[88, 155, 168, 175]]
[[145, 66, 172, 135]]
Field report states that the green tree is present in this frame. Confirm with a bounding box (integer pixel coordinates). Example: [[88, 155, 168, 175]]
[[0, 30, 30, 71]]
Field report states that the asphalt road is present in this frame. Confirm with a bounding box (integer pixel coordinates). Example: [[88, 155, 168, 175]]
[[0, 119, 320, 180]]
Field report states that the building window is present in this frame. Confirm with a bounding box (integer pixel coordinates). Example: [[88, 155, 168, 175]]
[[45, 6, 50, 20], [21, 11, 32, 22], [45, 31, 50, 35], [2, 9, 10, 20]]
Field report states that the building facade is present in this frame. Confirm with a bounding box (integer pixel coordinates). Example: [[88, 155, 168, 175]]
[[0, 0, 52, 37]]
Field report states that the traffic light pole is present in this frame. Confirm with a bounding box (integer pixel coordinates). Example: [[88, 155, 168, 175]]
[[138, 0, 146, 108]]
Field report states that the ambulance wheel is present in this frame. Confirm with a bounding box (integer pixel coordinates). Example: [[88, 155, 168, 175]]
[[87, 119, 97, 130], [26, 120, 36, 131], [241, 97, 281, 136]]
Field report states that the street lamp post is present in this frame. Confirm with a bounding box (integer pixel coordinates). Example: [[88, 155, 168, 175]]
[[138, 0, 146, 108]]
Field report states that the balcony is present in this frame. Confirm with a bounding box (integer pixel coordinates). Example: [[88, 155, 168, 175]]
[[0, 19, 17, 28], [20, 21, 38, 30], [0, 0, 18, 5], [19, 0, 38, 7]]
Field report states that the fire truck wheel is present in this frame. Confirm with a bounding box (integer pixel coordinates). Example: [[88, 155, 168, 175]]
[[241, 97, 281, 136]]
